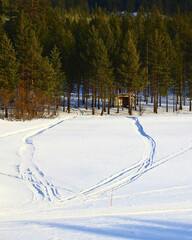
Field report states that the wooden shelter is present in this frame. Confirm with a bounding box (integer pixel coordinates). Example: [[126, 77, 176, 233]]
[[114, 94, 134, 108]]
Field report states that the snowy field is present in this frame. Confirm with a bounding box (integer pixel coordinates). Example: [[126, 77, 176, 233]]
[[0, 107, 192, 239]]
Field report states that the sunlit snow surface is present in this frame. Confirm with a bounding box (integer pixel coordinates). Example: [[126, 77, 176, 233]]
[[0, 110, 192, 240]]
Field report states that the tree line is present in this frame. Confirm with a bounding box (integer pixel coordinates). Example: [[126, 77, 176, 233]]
[[51, 0, 192, 15], [0, 1, 192, 119]]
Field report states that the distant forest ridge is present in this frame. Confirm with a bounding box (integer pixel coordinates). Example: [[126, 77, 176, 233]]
[[50, 0, 192, 14], [1, 0, 191, 15], [1, 0, 192, 119]]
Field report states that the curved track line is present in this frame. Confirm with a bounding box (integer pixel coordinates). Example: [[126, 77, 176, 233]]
[[82, 117, 156, 196], [151, 140, 192, 169], [17, 113, 192, 207], [18, 115, 76, 203], [0, 122, 59, 138], [60, 116, 156, 203], [78, 116, 192, 201]]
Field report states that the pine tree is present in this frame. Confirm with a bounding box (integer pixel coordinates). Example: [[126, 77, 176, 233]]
[[171, 34, 183, 112], [15, 11, 49, 118], [34, 56, 54, 116], [160, 34, 175, 112], [74, 17, 90, 108], [182, 15, 192, 111], [117, 30, 140, 115], [0, 34, 18, 118], [109, 13, 122, 113], [50, 45, 65, 115], [136, 7, 150, 105], [149, 28, 167, 113], [88, 26, 113, 115], [61, 28, 76, 113], [172, 10, 186, 110]]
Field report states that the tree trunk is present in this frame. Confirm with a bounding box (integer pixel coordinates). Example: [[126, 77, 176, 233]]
[[139, 92, 142, 113], [95, 88, 97, 108], [78, 84, 80, 108], [92, 86, 95, 115], [63, 92, 65, 112], [108, 91, 111, 115], [179, 81, 183, 110], [101, 97, 104, 116], [54, 89, 57, 115], [85, 76, 89, 110], [151, 86, 153, 104], [5, 104, 8, 119], [21, 85, 25, 117], [122, 89, 124, 111], [82, 87, 85, 105], [112, 90, 114, 108], [166, 90, 168, 112], [173, 91, 175, 112], [101, 86, 104, 116], [190, 97, 192, 112], [136, 91, 139, 106], [104, 91, 106, 112], [176, 87, 178, 112], [86, 88, 88, 110], [67, 89, 71, 113], [153, 79, 158, 114], [128, 91, 132, 115], [159, 94, 161, 107], [117, 85, 119, 113], [98, 88, 100, 110], [48, 98, 51, 115], [110, 89, 112, 108]]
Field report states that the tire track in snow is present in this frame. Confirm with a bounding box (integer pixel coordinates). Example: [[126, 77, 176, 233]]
[[18, 115, 75, 203], [61, 116, 156, 202]]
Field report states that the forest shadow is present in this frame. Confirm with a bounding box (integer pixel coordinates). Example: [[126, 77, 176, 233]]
[[26, 216, 192, 240]]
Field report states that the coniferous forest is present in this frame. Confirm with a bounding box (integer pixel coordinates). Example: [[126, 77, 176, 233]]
[[1, 0, 192, 119]]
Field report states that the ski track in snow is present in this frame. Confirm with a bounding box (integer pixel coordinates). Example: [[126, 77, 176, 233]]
[[1, 112, 192, 218], [60, 115, 192, 206], [13, 113, 157, 209], [59, 116, 157, 203], [80, 116, 156, 194], [18, 114, 77, 204], [4, 111, 192, 208]]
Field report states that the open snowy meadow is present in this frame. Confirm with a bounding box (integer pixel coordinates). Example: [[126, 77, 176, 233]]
[[0, 109, 192, 239]]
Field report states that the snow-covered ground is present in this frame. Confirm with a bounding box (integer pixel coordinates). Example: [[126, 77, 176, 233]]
[[0, 107, 192, 240]]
